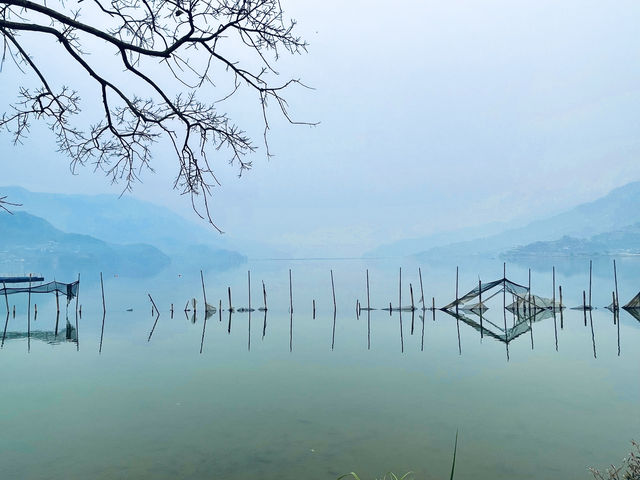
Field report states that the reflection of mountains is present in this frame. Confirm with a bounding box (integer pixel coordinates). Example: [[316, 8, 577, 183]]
[[2, 320, 77, 345]]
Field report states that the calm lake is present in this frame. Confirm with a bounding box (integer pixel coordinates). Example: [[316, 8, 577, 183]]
[[1, 256, 639, 480]]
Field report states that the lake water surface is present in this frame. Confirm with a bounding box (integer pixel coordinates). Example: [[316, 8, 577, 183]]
[[1, 257, 639, 479]]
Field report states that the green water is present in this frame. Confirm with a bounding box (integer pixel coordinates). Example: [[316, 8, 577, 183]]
[[1, 257, 638, 479]]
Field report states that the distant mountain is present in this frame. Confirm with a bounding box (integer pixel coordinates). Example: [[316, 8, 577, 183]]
[[0, 212, 170, 277], [413, 181, 640, 259], [503, 223, 640, 258], [363, 221, 520, 258], [0, 186, 283, 258]]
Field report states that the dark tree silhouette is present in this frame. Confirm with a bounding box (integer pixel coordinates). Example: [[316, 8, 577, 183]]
[[0, 0, 311, 230]]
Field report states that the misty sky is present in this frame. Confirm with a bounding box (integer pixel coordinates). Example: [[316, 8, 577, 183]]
[[2, 0, 640, 256]]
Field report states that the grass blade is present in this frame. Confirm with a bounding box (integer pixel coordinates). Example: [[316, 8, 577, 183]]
[[449, 429, 459, 480]]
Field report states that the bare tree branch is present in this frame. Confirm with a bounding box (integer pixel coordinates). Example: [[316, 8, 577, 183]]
[[0, 0, 315, 230]]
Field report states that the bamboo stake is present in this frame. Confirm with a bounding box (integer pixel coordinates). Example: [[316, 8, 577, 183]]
[[75, 273, 80, 316], [262, 280, 267, 311], [3, 282, 8, 314], [409, 283, 415, 311], [589, 260, 593, 310], [432, 297, 435, 322], [289, 269, 293, 314], [552, 266, 556, 310], [366, 269, 370, 311], [559, 285, 564, 329], [418, 267, 425, 310], [330, 269, 336, 312], [399, 267, 402, 311], [100, 272, 106, 314], [27, 274, 31, 343], [479, 278, 483, 338], [200, 270, 207, 310], [613, 259, 619, 310]]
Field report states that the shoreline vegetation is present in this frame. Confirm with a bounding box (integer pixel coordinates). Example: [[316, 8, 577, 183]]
[[590, 441, 640, 480], [337, 438, 640, 480], [338, 432, 458, 480]]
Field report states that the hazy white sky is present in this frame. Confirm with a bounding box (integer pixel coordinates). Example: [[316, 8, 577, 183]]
[[2, 0, 640, 256]]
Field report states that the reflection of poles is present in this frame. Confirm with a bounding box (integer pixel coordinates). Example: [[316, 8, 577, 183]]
[[147, 294, 160, 342], [262, 309, 267, 339], [2, 312, 8, 347], [289, 310, 293, 353], [331, 309, 336, 350], [367, 309, 371, 350], [589, 310, 596, 359]]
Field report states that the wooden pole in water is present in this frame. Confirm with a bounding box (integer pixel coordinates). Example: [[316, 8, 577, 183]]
[[248, 270, 251, 311], [479, 278, 484, 338], [170, 304, 174, 318], [218, 300, 222, 322], [410, 283, 415, 311], [583, 290, 588, 326], [559, 285, 564, 329], [262, 280, 267, 311], [289, 269, 293, 314], [200, 270, 207, 310], [228, 287, 233, 312], [418, 267, 425, 310], [366, 269, 370, 311], [55, 289, 60, 314], [589, 260, 593, 309], [27, 274, 31, 340], [100, 272, 106, 314], [312, 299, 316, 319], [330, 270, 336, 312], [399, 267, 402, 311], [2, 282, 8, 314], [75, 273, 80, 315], [528, 268, 531, 317], [432, 297, 435, 321], [455, 266, 459, 309], [612, 292, 617, 324], [552, 266, 556, 310], [613, 259, 619, 311]]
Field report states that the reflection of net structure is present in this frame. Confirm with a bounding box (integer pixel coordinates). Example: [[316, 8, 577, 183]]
[[443, 277, 559, 343], [3, 321, 77, 345]]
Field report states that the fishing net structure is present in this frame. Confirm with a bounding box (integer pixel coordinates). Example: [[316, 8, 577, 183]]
[[443, 278, 529, 311], [0, 281, 79, 302], [624, 291, 640, 309]]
